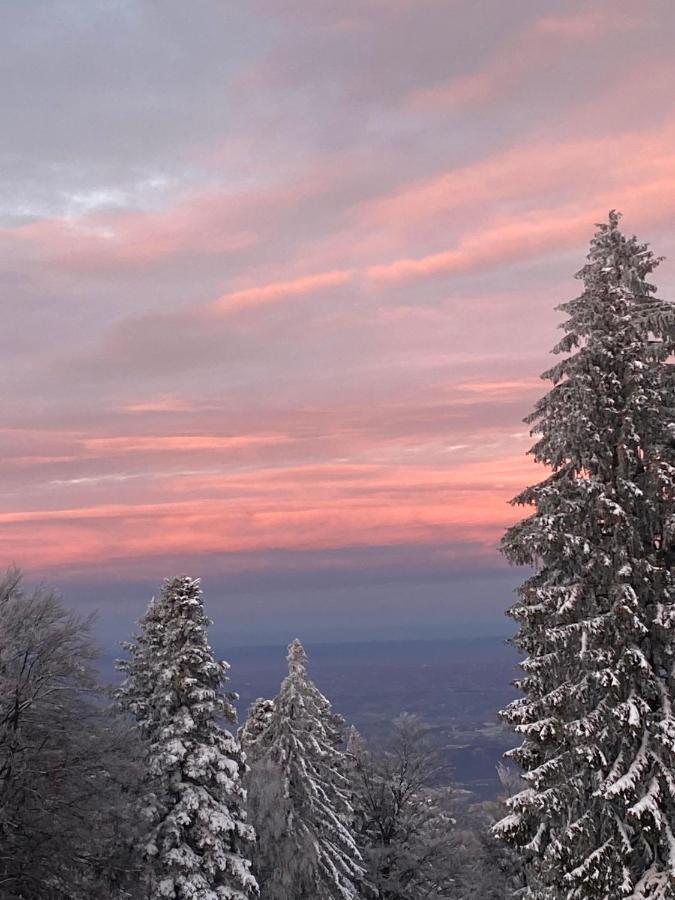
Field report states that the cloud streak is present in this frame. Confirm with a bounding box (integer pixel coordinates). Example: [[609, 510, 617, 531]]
[[0, 454, 537, 575], [210, 270, 354, 314]]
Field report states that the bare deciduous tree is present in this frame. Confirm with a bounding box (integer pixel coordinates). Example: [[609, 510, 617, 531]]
[[0, 569, 144, 899], [349, 714, 459, 900]]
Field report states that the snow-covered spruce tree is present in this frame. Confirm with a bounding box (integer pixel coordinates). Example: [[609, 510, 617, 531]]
[[116, 576, 258, 900], [241, 639, 364, 899], [238, 697, 274, 752], [494, 212, 675, 899]]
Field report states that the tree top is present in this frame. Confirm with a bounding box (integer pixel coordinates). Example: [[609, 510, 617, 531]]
[[287, 638, 308, 675]]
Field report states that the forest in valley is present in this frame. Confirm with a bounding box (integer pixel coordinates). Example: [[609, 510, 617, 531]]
[[2, 213, 675, 900], [0, 570, 519, 900]]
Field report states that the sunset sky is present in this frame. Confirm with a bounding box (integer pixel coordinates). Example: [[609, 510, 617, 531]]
[[2, 0, 675, 645]]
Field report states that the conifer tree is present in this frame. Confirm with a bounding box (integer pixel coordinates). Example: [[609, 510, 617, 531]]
[[241, 639, 364, 900], [117, 576, 258, 900], [238, 698, 274, 752], [494, 213, 675, 898]]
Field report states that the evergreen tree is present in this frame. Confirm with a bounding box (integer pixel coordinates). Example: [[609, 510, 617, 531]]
[[117, 576, 258, 900], [494, 213, 675, 898], [241, 639, 364, 899], [238, 697, 274, 752]]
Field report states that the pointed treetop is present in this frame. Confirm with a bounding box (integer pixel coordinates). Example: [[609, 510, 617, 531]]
[[287, 638, 307, 676], [162, 574, 201, 601], [606, 208, 620, 228], [245, 638, 363, 898], [157, 576, 213, 626], [346, 725, 364, 756], [577, 209, 662, 299]]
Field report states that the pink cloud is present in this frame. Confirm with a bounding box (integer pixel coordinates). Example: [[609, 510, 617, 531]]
[[410, 71, 494, 110], [209, 269, 353, 315], [82, 433, 289, 455], [0, 376, 549, 577], [3, 381, 536, 485], [4, 204, 255, 270], [64, 121, 671, 333], [407, 6, 635, 112], [0, 175, 326, 272], [366, 211, 593, 283], [458, 379, 542, 398], [357, 121, 675, 236], [0, 454, 539, 573], [535, 11, 628, 38], [187, 123, 675, 310], [360, 124, 675, 285], [120, 395, 195, 414]]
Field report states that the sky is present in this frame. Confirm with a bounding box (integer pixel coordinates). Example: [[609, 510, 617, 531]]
[[2, 0, 675, 646]]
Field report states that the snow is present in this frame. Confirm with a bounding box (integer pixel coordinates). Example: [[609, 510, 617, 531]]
[[241, 639, 363, 900], [494, 213, 675, 895], [117, 576, 258, 899]]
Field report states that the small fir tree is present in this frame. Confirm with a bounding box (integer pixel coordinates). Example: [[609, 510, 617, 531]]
[[238, 698, 274, 751], [117, 576, 258, 900], [241, 639, 364, 900], [494, 213, 675, 898]]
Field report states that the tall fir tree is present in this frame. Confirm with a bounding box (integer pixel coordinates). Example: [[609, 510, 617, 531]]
[[494, 213, 675, 899], [241, 639, 364, 900], [116, 576, 258, 900]]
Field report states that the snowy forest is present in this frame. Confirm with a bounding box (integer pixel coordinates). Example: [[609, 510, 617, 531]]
[[2, 212, 675, 900]]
